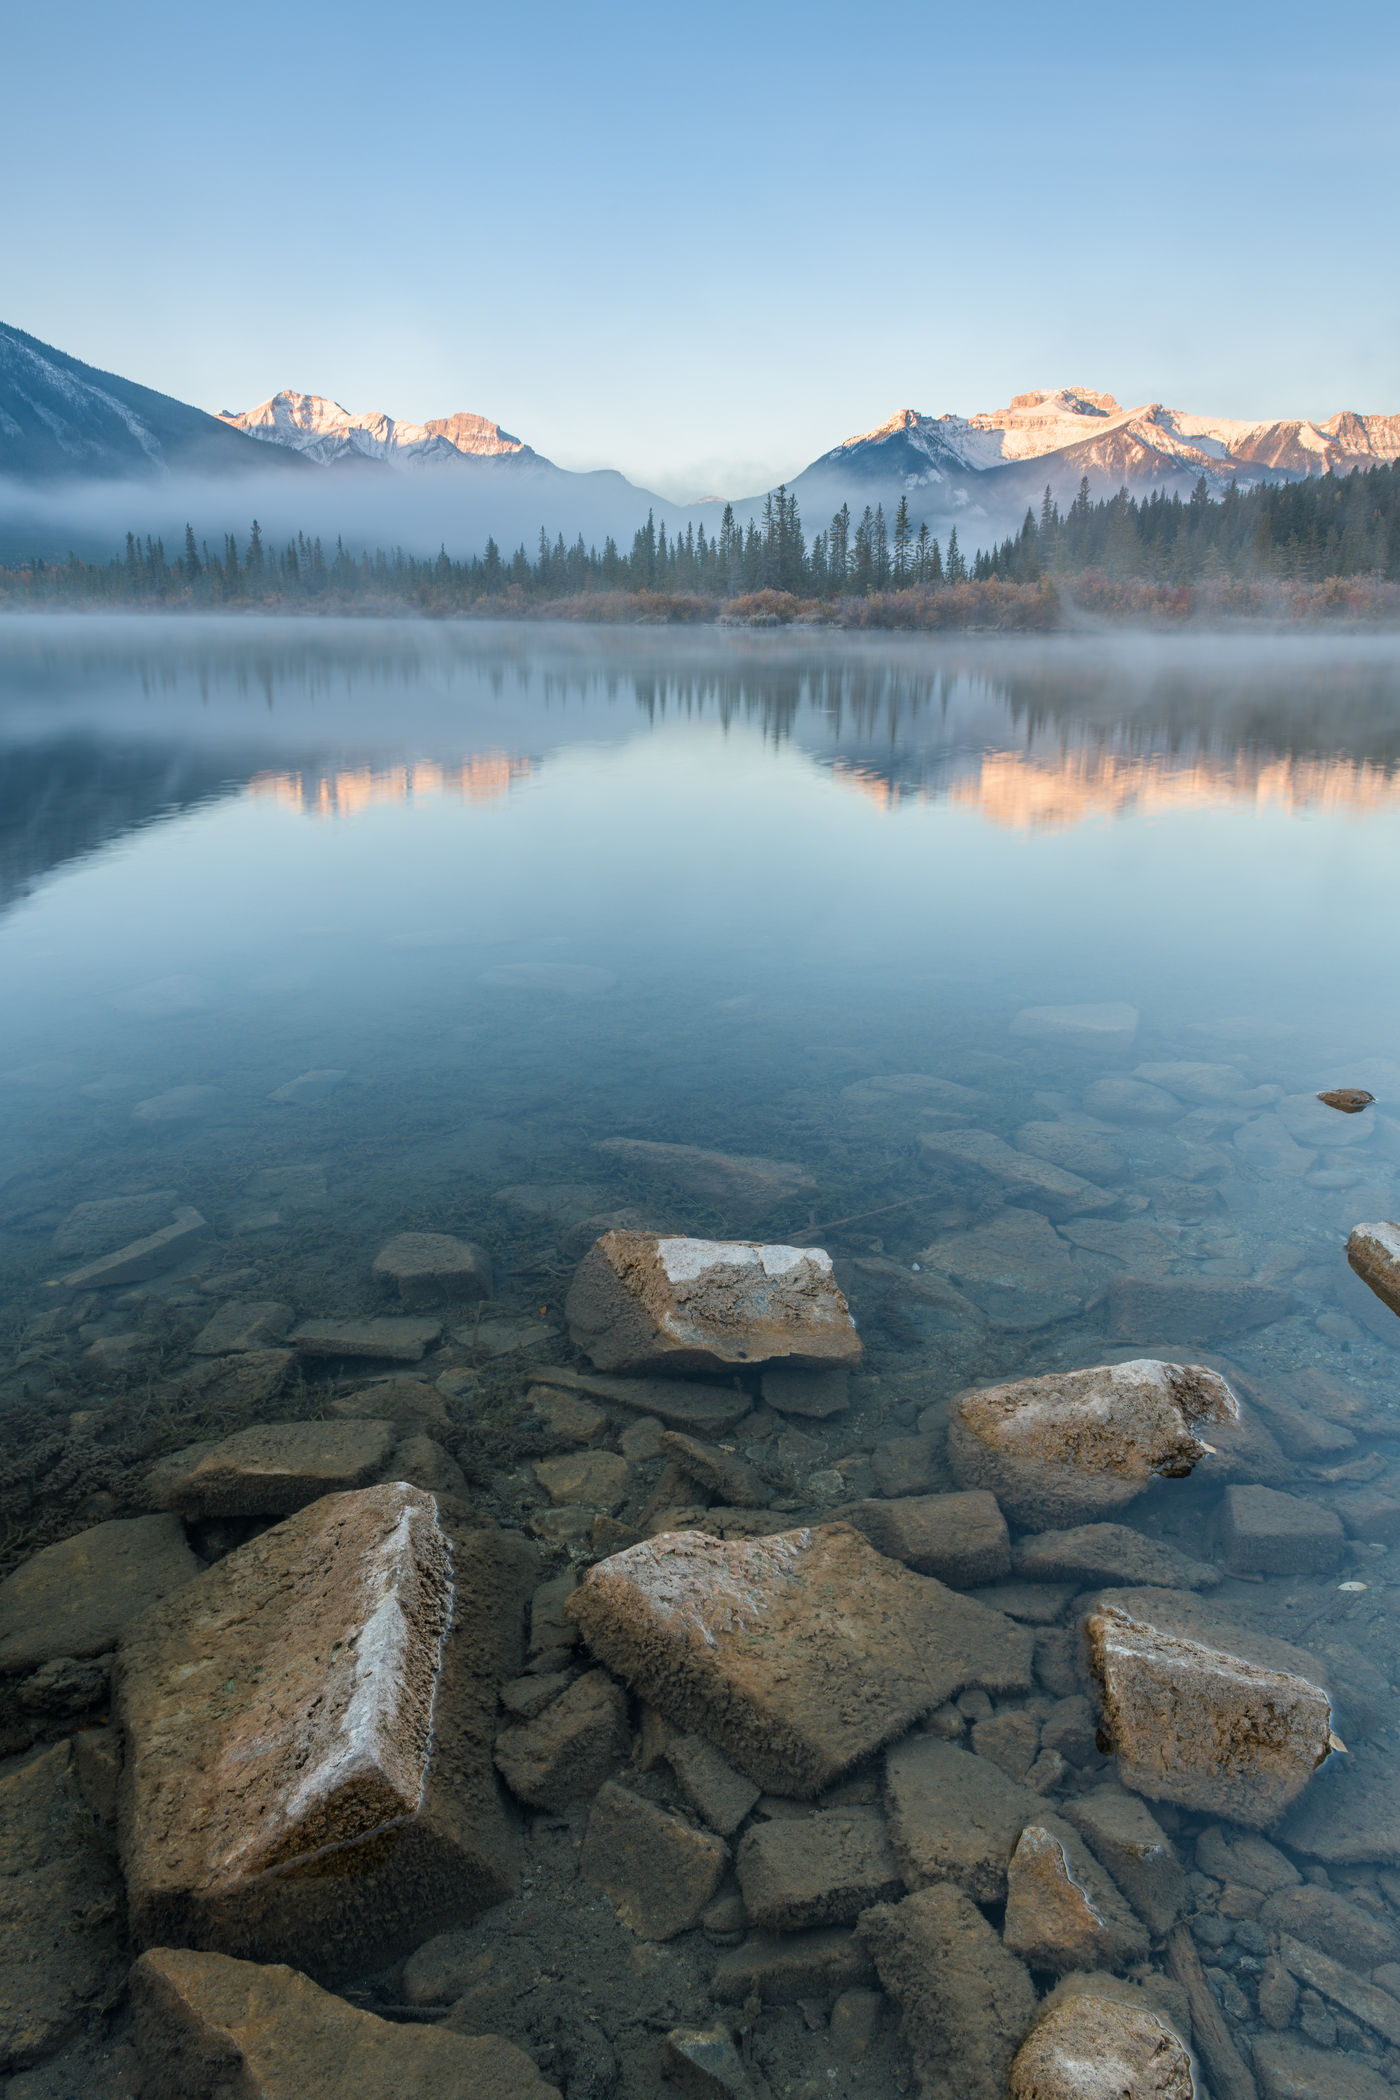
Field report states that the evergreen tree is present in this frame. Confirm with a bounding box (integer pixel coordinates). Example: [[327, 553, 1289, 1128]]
[[893, 496, 912, 585]]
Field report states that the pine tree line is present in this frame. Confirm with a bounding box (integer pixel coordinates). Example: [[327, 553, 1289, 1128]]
[[4, 459, 1399, 612]]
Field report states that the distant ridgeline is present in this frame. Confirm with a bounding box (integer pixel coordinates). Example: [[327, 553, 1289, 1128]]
[[3, 465, 1400, 623]]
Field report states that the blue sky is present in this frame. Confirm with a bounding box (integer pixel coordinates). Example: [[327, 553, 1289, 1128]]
[[6, 0, 1398, 498]]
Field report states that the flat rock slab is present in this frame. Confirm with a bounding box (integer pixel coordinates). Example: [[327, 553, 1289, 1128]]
[[1347, 1222, 1400, 1319], [130, 1946, 560, 2100], [860, 1883, 1036, 2100], [592, 1138, 815, 1216], [328, 1376, 451, 1429], [918, 1206, 1108, 1329], [290, 1317, 442, 1361], [372, 1232, 492, 1307], [1218, 1484, 1345, 1575], [1254, 2033, 1394, 2100], [566, 1232, 860, 1377], [1013, 1522, 1219, 1590], [1062, 1783, 1187, 1935], [52, 1189, 179, 1258], [1008, 1984, 1194, 2100], [1279, 1741, 1400, 1866], [844, 1491, 1010, 1587], [1011, 1001, 1139, 1050], [759, 1364, 850, 1418], [532, 1365, 749, 1437], [1086, 1603, 1336, 1827], [190, 1300, 294, 1355], [580, 1781, 728, 1939], [736, 1806, 902, 1930], [0, 1515, 201, 1673], [949, 1357, 1237, 1526], [710, 1927, 874, 2006], [884, 1736, 1044, 1905], [145, 1420, 396, 1518], [666, 1732, 762, 1837], [918, 1128, 1115, 1220], [0, 1741, 125, 2074], [56, 1206, 209, 1291], [567, 1524, 1032, 1796], [1107, 1274, 1298, 1341], [117, 1487, 533, 1981]]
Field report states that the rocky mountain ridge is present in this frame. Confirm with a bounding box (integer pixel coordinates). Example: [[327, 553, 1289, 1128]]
[[217, 391, 531, 468]]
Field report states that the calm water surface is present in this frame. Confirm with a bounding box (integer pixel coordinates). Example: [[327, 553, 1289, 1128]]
[[3, 614, 1400, 2097]]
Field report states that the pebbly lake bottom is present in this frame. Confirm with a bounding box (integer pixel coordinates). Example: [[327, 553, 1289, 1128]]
[[2, 616, 1400, 2096]]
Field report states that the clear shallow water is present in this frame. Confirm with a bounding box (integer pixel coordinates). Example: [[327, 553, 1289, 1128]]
[[4, 614, 1400, 2094]]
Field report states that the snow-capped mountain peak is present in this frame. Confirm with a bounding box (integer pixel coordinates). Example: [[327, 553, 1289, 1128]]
[[217, 390, 529, 468]]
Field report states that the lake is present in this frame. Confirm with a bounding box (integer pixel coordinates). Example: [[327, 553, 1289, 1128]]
[[3, 613, 1400, 2098]]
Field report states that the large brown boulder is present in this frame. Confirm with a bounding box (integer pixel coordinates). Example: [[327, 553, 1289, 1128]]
[[116, 1486, 537, 1981], [1086, 1603, 1336, 1827], [565, 1231, 861, 1376], [567, 1524, 1031, 1795], [1007, 1977, 1194, 2100], [860, 1883, 1035, 2100], [948, 1358, 1238, 1526], [1348, 1221, 1400, 1317]]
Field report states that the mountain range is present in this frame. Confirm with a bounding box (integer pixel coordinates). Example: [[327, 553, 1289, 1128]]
[[3, 319, 1398, 561]]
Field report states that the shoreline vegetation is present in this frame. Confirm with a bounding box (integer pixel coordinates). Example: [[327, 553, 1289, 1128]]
[[3, 464, 1400, 628]]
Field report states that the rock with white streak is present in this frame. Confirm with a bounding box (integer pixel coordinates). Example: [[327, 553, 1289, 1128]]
[[1348, 1222, 1400, 1319], [117, 1485, 535, 1981], [566, 1524, 1031, 1796], [1086, 1604, 1336, 1827], [1002, 1816, 1149, 1972], [565, 1231, 860, 1376], [948, 1358, 1237, 1527]]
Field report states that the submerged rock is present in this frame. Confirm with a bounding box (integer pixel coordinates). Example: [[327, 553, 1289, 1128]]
[[565, 1231, 860, 1376], [844, 1490, 1011, 1586], [52, 1189, 178, 1259], [948, 1358, 1237, 1527], [1062, 1784, 1188, 1934], [493, 1669, 629, 1811], [1010, 1002, 1139, 1051], [592, 1138, 814, 1216], [1318, 1088, 1375, 1114], [145, 1420, 395, 1518], [735, 1807, 902, 1930], [710, 1926, 874, 2005], [579, 1781, 728, 1939], [917, 1206, 1105, 1329], [1217, 1485, 1344, 1575], [0, 1741, 124, 2074], [1007, 1980, 1194, 2100], [759, 1364, 850, 1417], [1086, 1604, 1336, 1827], [1348, 1222, 1400, 1319], [1002, 1817, 1149, 1972], [566, 1524, 1031, 1796], [117, 1486, 535, 1980], [55, 1205, 209, 1291], [918, 1128, 1115, 1220], [884, 1736, 1043, 1905], [371, 1232, 493, 1307], [531, 1363, 750, 1436], [189, 1299, 294, 1354], [1013, 1523, 1219, 1590], [860, 1883, 1036, 2100], [130, 1946, 560, 2099], [0, 1515, 201, 1674], [1106, 1274, 1298, 1341], [1252, 2031, 1392, 2100], [290, 1315, 442, 1361]]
